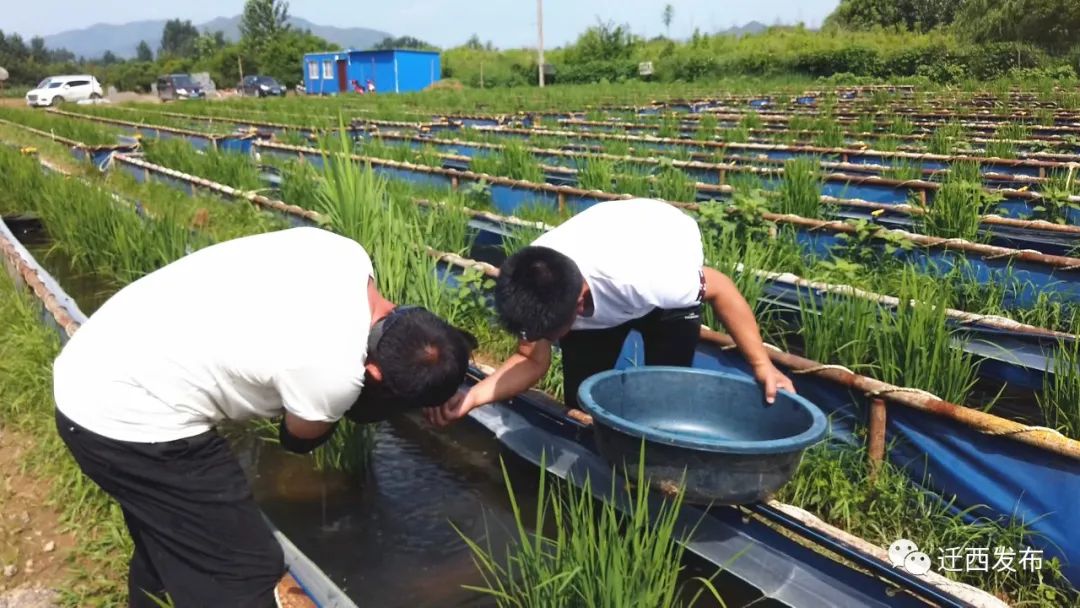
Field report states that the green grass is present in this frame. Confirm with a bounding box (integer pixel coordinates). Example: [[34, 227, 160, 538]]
[[778, 439, 1075, 607], [653, 162, 697, 203], [0, 271, 131, 604]]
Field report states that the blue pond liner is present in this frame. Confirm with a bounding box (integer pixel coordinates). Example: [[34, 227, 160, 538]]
[[578, 366, 827, 504]]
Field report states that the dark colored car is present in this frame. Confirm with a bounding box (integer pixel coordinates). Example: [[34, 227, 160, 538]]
[[240, 75, 286, 97], [157, 74, 205, 101]]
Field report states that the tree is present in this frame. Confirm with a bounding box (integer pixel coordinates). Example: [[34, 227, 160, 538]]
[[253, 29, 336, 87], [195, 30, 228, 60], [662, 4, 675, 37], [101, 50, 119, 66], [957, 0, 1080, 53], [160, 19, 199, 58], [29, 36, 47, 63], [465, 34, 483, 50], [825, 0, 963, 33], [241, 0, 291, 48], [135, 40, 154, 62], [372, 36, 436, 51]]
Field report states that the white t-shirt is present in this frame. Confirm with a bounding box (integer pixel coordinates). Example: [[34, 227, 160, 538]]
[[532, 198, 704, 331], [53, 228, 373, 443]]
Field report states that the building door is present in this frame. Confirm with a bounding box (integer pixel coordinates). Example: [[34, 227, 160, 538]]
[[336, 59, 348, 93]]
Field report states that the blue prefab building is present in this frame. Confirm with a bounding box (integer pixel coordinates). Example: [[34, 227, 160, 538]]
[[302, 49, 441, 95]]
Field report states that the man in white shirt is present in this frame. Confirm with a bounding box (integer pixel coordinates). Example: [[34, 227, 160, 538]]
[[52, 228, 475, 608], [427, 198, 794, 425]]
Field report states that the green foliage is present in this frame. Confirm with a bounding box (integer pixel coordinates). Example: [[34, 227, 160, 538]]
[[920, 166, 998, 241], [826, 0, 962, 33], [959, 0, 1080, 54], [577, 158, 615, 191], [653, 161, 697, 202], [1039, 338, 1080, 438], [1034, 169, 1080, 224], [159, 19, 200, 59], [240, 0, 291, 50]]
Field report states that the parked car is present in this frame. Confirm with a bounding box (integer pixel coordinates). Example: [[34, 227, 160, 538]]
[[157, 74, 205, 102], [25, 75, 104, 107], [239, 75, 286, 97]]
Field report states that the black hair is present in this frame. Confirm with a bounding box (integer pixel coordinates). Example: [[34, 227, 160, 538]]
[[495, 246, 583, 341], [366, 309, 476, 411]]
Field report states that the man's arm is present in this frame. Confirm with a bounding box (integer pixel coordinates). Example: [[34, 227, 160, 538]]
[[702, 266, 795, 403], [279, 414, 337, 454], [426, 339, 553, 426]]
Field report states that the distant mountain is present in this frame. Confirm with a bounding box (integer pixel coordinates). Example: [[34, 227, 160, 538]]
[[41, 16, 392, 60], [717, 21, 769, 37]]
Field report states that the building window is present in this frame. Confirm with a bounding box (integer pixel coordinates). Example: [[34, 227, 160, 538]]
[[322, 60, 333, 79], [308, 61, 319, 80]]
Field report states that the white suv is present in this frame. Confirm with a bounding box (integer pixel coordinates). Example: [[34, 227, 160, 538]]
[[25, 75, 104, 107]]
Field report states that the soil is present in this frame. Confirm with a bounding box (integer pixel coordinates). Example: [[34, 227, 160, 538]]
[[0, 426, 75, 607]]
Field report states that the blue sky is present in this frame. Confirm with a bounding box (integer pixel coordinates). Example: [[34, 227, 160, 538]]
[[8, 0, 841, 48]]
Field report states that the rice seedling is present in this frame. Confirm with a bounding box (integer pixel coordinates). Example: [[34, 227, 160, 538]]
[[739, 112, 763, 131], [886, 116, 915, 137], [694, 114, 718, 141], [577, 157, 615, 192], [612, 165, 655, 198], [798, 293, 878, 374], [927, 123, 965, 156], [457, 452, 724, 608], [601, 138, 632, 157], [721, 125, 750, 143], [853, 114, 877, 134], [0, 106, 124, 146], [143, 139, 263, 191], [919, 169, 998, 242], [657, 115, 681, 139], [777, 157, 822, 218], [653, 161, 697, 202], [1038, 337, 1080, 439], [778, 440, 1074, 607], [499, 140, 545, 183], [812, 119, 845, 149], [1033, 168, 1080, 225], [883, 158, 924, 182]]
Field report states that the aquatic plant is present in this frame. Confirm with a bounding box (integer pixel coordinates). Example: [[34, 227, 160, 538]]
[[1038, 337, 1080, 439], [577, 158, 615, 192]]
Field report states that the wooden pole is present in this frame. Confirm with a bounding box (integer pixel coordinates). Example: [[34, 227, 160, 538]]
[[868, 398, 886, 478], [537, 0, 545, 88]]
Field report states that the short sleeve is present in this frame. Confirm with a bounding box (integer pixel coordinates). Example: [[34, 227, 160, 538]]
[[650, 213, 704, 309], [275, 365, 364, 423]]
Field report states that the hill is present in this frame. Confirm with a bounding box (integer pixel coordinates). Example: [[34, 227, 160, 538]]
[[41, 16, 391, 59]]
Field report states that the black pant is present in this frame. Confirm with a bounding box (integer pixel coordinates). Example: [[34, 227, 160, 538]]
[[560, 305, 702, 409], [55, 409, 283, 608]]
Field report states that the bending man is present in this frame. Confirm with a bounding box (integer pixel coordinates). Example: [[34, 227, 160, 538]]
[[53, 227, 474, 607], [428, 198, 793, 426]]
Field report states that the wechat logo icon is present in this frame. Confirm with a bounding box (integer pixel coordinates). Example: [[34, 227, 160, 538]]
[[888, 539, 932, 576]]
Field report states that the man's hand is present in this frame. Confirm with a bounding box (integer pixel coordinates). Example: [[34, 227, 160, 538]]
[[424, 389, 474, 427], [752, 362, 796, 405]]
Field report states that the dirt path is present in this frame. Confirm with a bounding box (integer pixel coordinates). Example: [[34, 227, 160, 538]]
[[0, 426, 75, 607]]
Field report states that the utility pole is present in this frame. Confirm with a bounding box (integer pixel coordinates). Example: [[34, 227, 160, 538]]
[[537, 0, 545, 87]]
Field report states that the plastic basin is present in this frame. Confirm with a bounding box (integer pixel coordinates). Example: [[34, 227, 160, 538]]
[[578, 367, 827, 505]]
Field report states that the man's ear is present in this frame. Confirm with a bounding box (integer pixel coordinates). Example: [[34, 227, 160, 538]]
[[365, 362, 383, 382]]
